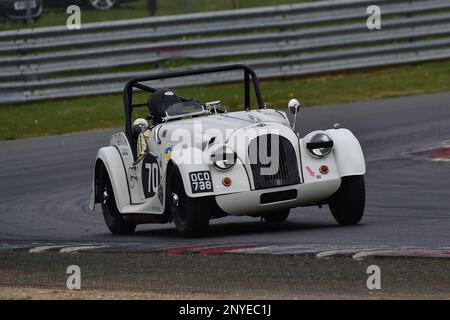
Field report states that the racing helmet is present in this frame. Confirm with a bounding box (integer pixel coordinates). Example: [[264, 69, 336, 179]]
[[148, 89, 182, 123]]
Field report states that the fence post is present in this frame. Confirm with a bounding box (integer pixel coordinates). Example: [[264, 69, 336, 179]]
[[25, 0, 33, 26]]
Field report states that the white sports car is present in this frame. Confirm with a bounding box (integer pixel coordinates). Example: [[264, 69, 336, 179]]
[[90, 65, 366, 237]]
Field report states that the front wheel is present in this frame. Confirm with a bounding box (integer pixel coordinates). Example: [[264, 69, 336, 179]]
[[168, 166, 210, 238], [99, 168, 136, 235], [328, 175, 365, 225]]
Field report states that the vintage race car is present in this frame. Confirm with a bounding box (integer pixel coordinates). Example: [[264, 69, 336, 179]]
[[90, 65, 366, 237]]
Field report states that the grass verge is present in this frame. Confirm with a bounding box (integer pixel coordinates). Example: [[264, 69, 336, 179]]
[[1, 59, 450, 141]]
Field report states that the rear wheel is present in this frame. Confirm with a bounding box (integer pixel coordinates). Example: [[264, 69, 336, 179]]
[[262, 209, 290, 222], [168, 166, 210, 238], [99, 167, 136, 235], [328, 175, 365, 225]]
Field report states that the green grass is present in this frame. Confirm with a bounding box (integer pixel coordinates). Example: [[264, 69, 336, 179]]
[[1, 59, 450, 141], [0, 0, 314, 31]]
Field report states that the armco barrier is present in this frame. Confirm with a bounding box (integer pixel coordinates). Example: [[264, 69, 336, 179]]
[[0, 0, 449, 105]]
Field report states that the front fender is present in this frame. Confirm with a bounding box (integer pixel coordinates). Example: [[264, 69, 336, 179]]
[[169, 146, 212, 198], [325, 128, 366, 177], [90, 146, 131, 212]]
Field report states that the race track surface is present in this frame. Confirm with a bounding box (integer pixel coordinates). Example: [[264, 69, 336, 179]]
[[1, 92, 450, 248]]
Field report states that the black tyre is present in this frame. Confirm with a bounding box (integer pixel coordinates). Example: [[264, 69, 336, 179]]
[[86, 0, 120, 10], [328, 175, 365, 225], [168, 166, 210, 238], [99, 167, 136, 235], [262, 209, 290, 222]]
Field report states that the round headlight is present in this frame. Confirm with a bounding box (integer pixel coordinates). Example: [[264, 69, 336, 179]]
[[307, 131, 333, 158], [211, 145, 237, 170]]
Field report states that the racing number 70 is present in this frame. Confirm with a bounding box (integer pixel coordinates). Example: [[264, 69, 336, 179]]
[[145, 163, 159, 193]]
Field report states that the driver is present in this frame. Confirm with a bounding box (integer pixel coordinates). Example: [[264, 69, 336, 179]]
[[136, 89, 182, 159], [148, 88, 182, 124]]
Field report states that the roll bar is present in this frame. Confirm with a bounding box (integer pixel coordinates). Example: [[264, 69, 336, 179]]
[[123, 64, 265, 140]]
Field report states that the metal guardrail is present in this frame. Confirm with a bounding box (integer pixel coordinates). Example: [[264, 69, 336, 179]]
[[1, 0, 450, 105], [3, 0, 449, 52]]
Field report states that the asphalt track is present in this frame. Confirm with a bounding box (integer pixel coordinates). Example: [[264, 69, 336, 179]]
[[1, 92, 450, 248]]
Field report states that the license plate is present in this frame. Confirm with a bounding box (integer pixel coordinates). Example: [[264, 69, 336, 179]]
[[189, 171, 213, 194], [14, 1, 37, 11]]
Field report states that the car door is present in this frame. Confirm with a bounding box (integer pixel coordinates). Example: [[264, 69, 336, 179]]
[[132, 132, 163, 204]]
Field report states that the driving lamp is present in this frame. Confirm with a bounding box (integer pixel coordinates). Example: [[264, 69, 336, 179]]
[[306, 131, 334, 158], [211, 145, 237, 170]]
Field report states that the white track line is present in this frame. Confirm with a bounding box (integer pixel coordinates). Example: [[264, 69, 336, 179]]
[[59, 245, 106, 253], [316, 246, 388, 258], [227, 245, 275, 254], [29, 245, 67, 253], [316, 249, 357, 258], [231, 244, 338, 255], [352, 250, 396, 260]]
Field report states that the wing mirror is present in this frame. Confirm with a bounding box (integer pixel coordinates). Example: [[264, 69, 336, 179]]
[[288, 99, 301, 114], [132, 118, 149, 134], [288, 99, 301, 132]]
